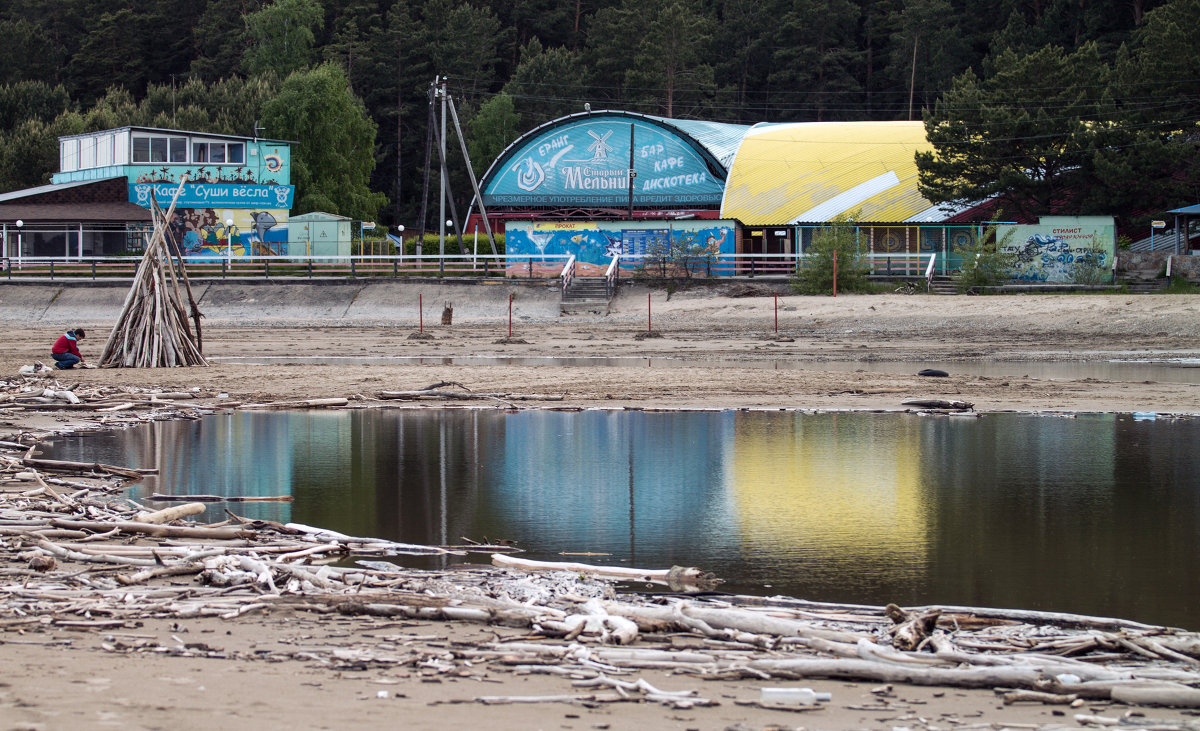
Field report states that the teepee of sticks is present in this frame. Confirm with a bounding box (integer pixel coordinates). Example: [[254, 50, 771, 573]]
[[98, 177, 208, 368]]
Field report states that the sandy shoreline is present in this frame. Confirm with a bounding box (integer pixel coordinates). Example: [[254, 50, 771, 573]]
[[3, 290, 1200, 730]]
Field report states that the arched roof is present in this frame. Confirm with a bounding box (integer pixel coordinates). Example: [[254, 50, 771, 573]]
[[720, 121, 937, 225], [479, 111, 749, 210], [478, 114, 946, 225]]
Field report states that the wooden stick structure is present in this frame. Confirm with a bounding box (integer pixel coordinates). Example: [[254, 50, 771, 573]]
[[98, 176, 208, 368]]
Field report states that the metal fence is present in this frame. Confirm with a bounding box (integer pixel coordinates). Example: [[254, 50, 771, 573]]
[[0, 252, 941, 282]]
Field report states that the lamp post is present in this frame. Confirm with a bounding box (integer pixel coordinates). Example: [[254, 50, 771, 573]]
[[442, 219, 452, 275], [15, 219, 22, 270], [225, 218, 233, 263], [396, 224, 405, 264]]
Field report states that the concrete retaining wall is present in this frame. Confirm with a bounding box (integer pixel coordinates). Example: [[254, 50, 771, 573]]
[[0, 279, 564, 327]]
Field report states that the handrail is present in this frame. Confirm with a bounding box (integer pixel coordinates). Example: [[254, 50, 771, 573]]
[[924, 252, 937, 291], [0, 251, 954, 282], [604, 255, 621, 298], [560, 254, 576, 297]]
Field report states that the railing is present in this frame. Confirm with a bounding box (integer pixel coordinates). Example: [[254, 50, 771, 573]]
[[0, 251, 939, 282], [604, 255, 621, 299], [559, 254, 576, 298]]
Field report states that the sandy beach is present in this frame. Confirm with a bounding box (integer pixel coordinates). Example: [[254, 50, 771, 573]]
[[3, 286, 1200, 730]]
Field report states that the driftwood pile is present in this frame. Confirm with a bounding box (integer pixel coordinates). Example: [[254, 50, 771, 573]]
[[5, 441, 1200, 722], [98, 178, 207, 368]]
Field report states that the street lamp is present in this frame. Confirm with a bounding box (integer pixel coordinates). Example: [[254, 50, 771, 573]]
[[395, 225, 405, 263], [225, 218, 233, 262], [15, 219, 22, 269]]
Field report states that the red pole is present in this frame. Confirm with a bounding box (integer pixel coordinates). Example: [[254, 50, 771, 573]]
[[419, 293, 423, 333], [832, 250, 838, 297], [647, 292, 652, 331], [508, 293, 513, 337], [774, 292, 778, 332]]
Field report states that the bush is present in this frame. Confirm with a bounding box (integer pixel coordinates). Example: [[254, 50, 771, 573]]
[[953, 220, 1017, 291], [392, 232, 505, 257], [1071, 247, 1110, 286], [632, 230, 719, 288], [791, 216, 871, 295]]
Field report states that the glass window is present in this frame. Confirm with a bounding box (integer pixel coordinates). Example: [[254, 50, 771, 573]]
[[192, 142, 207, 163], [150, 137, 168, 162], [209, 143, 225, 163], [170, 137, 187, 162], [133, 137, 151, 163], [228, 143, 244, 164]]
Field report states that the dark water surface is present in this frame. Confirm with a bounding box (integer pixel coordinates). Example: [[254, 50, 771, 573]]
[[44, 409, 1200, 629]]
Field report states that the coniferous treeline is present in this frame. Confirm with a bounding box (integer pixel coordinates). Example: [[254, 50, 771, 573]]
[[0, 0, 1196, 229]]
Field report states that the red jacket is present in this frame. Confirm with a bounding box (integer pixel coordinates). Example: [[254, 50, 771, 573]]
[[52, 333, 82, 358]]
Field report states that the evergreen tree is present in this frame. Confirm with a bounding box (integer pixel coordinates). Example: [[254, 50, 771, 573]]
[[503, 39, 590, 126], [622, 0, 717, 118], [467, 92, 521, 171], [0, 82, 73, 134], [768, 0, 864, 121], [0, 19, 68, 86], [915, 44, 1111, 221], [190, 0, 251, 83]]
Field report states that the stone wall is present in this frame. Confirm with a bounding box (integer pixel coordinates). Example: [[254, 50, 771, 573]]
[[1116, 250, 1200, 282]]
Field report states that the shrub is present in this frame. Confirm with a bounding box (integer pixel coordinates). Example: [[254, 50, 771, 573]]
[[953, 220, 1017, 291], [791, 215, 871, 295]]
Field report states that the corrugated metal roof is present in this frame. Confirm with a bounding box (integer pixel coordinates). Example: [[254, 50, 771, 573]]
[[720, 121, 934, 225], [644, 116, 751, 169]]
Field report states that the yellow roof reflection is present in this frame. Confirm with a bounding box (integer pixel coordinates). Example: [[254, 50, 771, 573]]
[[727, 414, 929, 571]]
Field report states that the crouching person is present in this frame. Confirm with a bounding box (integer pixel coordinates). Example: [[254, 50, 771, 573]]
[[51, 328, 86, 369]]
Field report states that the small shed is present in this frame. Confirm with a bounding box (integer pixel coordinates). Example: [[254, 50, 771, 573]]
[[290, 211, 352, 258]]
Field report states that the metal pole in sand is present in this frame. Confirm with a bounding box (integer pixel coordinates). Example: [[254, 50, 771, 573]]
[[647, 292, 652, 331], [775, 293, 778, 333], [508, 293, 513, 338], [419, 293, 424, 333]]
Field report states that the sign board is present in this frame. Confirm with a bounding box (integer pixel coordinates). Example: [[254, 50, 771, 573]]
[[130, 182, 294, 209], [484, 118, 725, 207], [361, 222, 376, 229], [1152, 220, 1166, 228]]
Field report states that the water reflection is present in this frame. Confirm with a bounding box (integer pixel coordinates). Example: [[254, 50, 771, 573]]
[[44, 409, 1200, 629]]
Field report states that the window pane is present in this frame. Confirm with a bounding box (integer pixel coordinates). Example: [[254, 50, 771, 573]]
[[150, 138, 168, 162], [170, 138, 187, 162], [228, 143, 244, 164], [210, 143, 225, 163], [133, 137, 150, 163], [192, 142, 207, 163]]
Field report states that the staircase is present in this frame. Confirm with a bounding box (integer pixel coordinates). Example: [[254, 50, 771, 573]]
[[1118, 273, 1169, 294], [927, 275, 958, 295], [560, 276, 612, 313]]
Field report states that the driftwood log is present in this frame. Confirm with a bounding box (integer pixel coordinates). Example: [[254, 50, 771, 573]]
[[98, 178, 208, 368], [5, 440, 1200, 716]]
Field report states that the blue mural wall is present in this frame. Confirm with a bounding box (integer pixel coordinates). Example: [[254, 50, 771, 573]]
[[485, 117, 725, 207], [505, 220, 735, 272]]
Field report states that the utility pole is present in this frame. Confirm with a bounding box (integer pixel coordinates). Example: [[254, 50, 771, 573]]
[[908, 33, 919, 121], [627, 124, 636, 220], [439, 76, 448, 259]]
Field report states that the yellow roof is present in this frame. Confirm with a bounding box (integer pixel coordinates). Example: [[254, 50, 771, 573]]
[[721, 121, 935, 225]]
